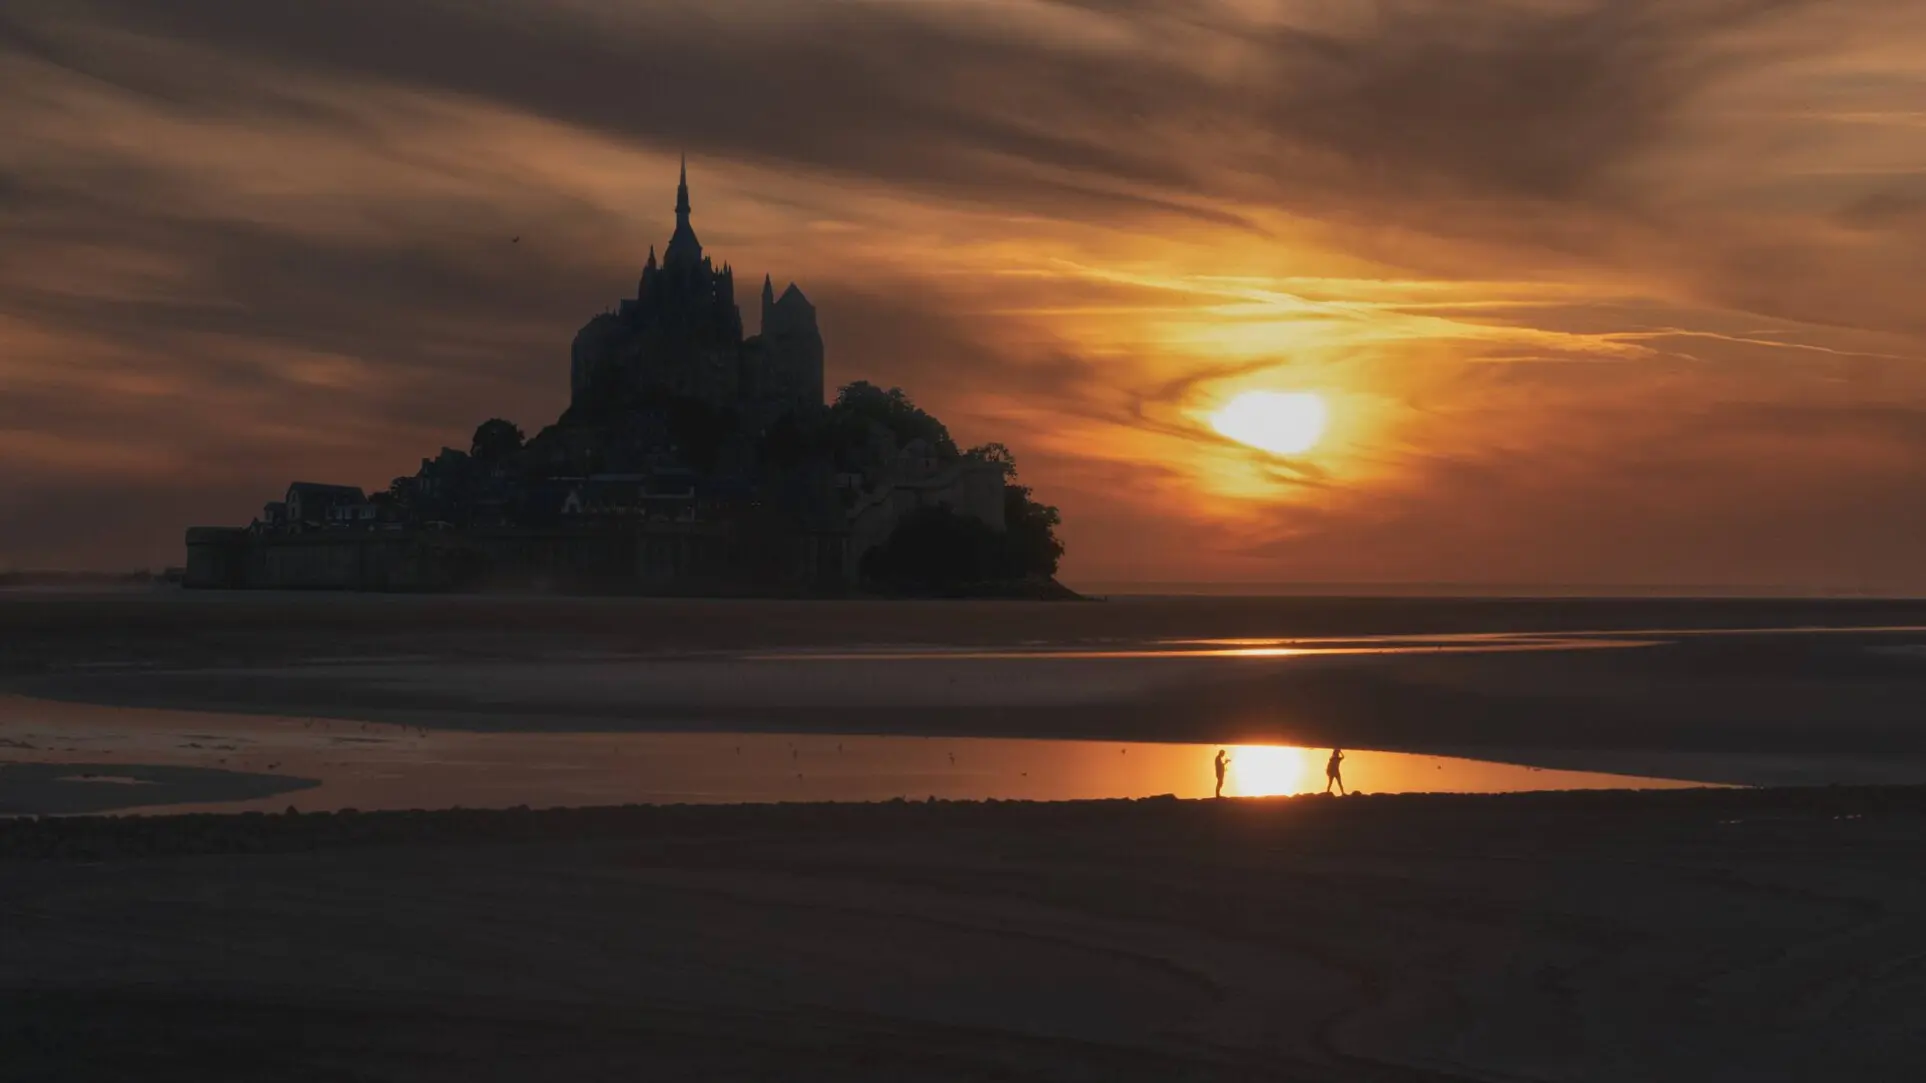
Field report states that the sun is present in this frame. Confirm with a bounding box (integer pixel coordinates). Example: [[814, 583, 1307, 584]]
[[1210, 391, 1328, 456]]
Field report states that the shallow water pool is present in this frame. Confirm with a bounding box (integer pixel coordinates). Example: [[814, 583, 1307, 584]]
[[0, 694, 1716, 814]]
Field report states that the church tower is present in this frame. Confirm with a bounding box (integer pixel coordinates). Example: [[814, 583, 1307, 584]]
[[575, 159, 832, 414], [760, 280, 824, 417], [663, 154, 702, 270]]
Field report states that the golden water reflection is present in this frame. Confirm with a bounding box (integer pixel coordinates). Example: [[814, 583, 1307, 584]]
[[756, 633, 1659, 662], [0, 695, 1716, 814], [1225, 744, 1314, 796], [1215, 743, 1655, 797]]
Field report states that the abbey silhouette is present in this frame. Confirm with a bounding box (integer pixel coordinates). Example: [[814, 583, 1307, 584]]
[[569, 157, 823, 429], [183, 160, 1058, 596]]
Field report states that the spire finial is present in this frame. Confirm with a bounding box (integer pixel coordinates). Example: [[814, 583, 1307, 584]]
[[665, 155, 701, 266]]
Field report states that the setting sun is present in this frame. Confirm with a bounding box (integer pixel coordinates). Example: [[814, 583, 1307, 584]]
[[1211, 391, 1328, 456]]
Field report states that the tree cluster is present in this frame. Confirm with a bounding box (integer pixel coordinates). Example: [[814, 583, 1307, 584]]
[[386, 381, 1066, 592], [861, 436, 1065, 593]]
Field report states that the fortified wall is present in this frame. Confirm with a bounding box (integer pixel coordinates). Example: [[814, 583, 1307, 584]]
[[186, 524, 847, 595]]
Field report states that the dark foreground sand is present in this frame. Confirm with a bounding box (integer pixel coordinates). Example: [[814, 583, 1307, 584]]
[[5, 787, 1925, 1082]]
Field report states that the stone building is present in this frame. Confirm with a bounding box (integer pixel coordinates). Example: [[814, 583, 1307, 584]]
[[281, 483, 366, 531], [569, 158, 823, 429]]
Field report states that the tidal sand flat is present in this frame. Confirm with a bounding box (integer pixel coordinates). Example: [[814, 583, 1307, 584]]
[[0, 762, 315, 816], [5, 788, 1923, 1081], [15, 593, 1926, 786]]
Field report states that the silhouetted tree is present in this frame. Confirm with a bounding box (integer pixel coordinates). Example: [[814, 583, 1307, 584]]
[[965, 442, 1018, 482], [861, 481, 1066, 592], [1003, 484, 1065, 578], [860, 506, 1003, 590], [832, 381, 959, 456], [470, 418, 525, 461], [967, 443, 1063, 578], [386, 476, 417, 516]]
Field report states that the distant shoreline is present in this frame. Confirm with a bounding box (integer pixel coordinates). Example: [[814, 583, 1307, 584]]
[[0, 571, 177, 590], [1073, 580, 1926, 600], [9, 570, 1920, 602]]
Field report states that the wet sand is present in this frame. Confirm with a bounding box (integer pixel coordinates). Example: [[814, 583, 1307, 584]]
[[5, 788, 1924, 1081], [11, 588, 1926, 658], [10, 591, 1926, 789], [0, 762, 316, 816]]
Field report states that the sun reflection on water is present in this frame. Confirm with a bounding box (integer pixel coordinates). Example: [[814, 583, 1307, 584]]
[[0, 694, 1720, 813], [1225, 744, 1313, 796]]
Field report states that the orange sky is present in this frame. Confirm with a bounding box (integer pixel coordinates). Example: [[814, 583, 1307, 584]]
[[4, 0, 1926, 589]]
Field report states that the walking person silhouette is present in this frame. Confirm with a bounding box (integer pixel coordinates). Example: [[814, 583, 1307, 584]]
[[1325, 748, 1346, 795], [1213, 748, 1230, 799]]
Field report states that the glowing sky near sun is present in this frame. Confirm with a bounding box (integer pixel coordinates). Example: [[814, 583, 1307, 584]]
[[3, 0, 1926, 588], [1210, 392, 1328, 456]]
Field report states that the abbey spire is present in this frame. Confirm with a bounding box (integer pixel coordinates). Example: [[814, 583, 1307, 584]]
[[664, 153, 702, 268], [573, 160, 818, 417]]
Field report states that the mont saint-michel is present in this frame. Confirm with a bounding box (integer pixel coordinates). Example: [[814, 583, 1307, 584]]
[[185, 163, 1066, 597]]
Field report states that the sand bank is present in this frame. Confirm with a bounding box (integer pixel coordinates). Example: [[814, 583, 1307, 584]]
[[12, 593, 1926, 787], [4, 788, 1922, 1081], [18, 633, 1926, 787]]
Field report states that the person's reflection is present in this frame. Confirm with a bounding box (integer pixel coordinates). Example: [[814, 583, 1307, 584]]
[[1214, 748, 1229, 798]]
